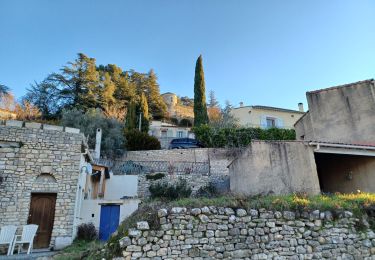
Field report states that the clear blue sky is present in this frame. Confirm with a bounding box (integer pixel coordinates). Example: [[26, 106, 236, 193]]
[[1, 0, 375, 110]]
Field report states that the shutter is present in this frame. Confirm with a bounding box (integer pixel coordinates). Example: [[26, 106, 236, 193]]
[[276, 118, 284, 128], [260, 115, 267, 129]]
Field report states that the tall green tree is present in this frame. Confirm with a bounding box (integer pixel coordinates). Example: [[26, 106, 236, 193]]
[[193, 55, 209, 126], [47, 53, 100, 111], [125, 100, 137, 131], [24, 80, 61, 119], [137, 92, 150, 132]]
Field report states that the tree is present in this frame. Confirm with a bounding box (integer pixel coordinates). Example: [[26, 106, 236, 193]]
[[208, 90, 219, 108], [193, 55, 209, 126], [47, 53, 100, 111], [60, 108, 126, 158], [24, 80, 61, 119], [0, 84, 9, 96], [137, 92, 150, 132], [14, 100, 41, 121], [125, 100, 137, 131]]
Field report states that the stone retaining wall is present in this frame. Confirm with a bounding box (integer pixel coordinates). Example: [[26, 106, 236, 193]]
[[118, 207, 375, 259]]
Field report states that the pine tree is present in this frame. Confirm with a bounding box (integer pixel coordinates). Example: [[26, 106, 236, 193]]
[[0, 84, 9, 96], [125, 100, 137, 131], [101, 72, 116, 108], [194, 55, 209, 126], [208, 90, 219, 108], [137, 92, 150, 132]]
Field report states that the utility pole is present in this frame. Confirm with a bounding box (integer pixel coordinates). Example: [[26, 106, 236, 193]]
[[138, 112, 142, 131]]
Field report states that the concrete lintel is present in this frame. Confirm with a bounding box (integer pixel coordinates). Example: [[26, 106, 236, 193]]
[[314, 147, 375, 157], [5, 120, 23, 127], [65, 127, 80, 134], [43, 124, 64, 131], [25, 122, 42, 129]]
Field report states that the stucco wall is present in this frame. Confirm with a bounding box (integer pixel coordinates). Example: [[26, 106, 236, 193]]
[[315, 153, 375, 193], [295, 80, 375, 143], [231, 107, 304, 129], [0, 121, 83, 248], [229, 141, 321, 196], [80, 199, 139, 229]]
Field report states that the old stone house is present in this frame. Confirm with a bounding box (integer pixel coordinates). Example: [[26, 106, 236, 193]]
[[0, 120, 90, 250], [230, 80, 375, 196]]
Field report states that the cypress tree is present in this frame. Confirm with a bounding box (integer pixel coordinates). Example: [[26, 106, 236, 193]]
[[125, 100, 137, 131], [193, 55, 209, 126], [137, 93, 150, 133]]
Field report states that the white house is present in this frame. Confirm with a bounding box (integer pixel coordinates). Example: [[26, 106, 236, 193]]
[[77, 129, 140, 241]]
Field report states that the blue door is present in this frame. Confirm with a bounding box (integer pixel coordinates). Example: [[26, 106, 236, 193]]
[[99, 205, 120, 241]]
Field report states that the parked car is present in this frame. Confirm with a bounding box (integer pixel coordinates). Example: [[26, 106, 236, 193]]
[[169, 138, 204, 149]]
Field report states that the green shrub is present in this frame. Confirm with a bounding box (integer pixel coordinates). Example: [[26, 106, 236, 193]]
[[193, 125, 296, 148], [196, 182, 219, 198], [146, 173, 165, 180], [76, 223, 98, 241], [149, 178, 192, 200], [125, 130, 161, 151]]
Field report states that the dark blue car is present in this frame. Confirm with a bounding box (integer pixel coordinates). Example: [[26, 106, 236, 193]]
[[169, 138, 204, 149]]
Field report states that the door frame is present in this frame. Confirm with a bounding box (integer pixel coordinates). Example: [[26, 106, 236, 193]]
[[28, 192, 57, 248]]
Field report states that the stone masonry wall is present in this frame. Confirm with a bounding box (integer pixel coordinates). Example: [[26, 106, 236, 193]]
[[0, 120, 84, 248], [122, 149, 234, 198], [118, 207, 375, 259]]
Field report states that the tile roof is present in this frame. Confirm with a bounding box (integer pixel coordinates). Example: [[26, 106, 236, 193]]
[[307, 79, 374, 94]]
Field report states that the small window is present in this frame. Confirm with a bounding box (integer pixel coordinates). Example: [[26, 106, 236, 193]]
[[177, 131, 183, 138], [266, 118, 276, 128]]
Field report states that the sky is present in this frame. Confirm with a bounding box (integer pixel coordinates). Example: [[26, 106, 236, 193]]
[[1, 0, 375, 111]]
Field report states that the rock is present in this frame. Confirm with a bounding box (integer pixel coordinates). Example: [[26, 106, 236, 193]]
[[283, 211, 295, 220], [119, 237, 131, 248], [158, 209, 168, 217], [191, 208, 201, 216], [236, 208, 247, 217], [128, 228, 141, 238], [171, 207, 186, 214], [136, 221, 149, 230]]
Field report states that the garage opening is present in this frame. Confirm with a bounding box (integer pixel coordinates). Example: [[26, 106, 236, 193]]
[[314, 152, 375, 193]]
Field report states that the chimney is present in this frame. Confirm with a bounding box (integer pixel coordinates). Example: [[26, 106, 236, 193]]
[[298, 103, 304, 112], [95, 128, 102, 159], [239, 102, 244, 107]]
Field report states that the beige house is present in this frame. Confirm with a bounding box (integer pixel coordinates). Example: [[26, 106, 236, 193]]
[[149, 120, 194, 149], [230, 103, 305, 129]]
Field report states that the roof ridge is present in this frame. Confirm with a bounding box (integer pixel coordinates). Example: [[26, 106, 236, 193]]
[[307, 79, 374, 94]]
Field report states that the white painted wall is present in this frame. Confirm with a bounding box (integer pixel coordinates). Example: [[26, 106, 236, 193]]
[[104, 174, 138, 199], [80, 199, 139, 228], [79, 173, 140, 231]]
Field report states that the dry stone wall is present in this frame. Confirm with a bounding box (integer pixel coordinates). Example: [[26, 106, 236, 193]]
[[118, 207, 375, 259], [0, 120, 84, 249]]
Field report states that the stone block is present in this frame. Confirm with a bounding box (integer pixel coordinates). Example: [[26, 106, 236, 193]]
[[43, 124, 64, 131], [65, 127, 80, 134], [25, 122, 41, 129], [5, 120, 23, 127]]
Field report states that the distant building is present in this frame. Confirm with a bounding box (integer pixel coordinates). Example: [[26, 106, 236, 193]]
[[161, 92, 194, 120], [149, 120, 194, 149], [0, 108, 16, 119], [230, 103, 305, 129]]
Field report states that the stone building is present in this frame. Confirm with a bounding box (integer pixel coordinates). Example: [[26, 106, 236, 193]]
[[161, 92, 194, 120], [0, 120, 89, 250]]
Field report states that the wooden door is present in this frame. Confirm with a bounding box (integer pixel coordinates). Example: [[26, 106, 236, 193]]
[[99, 205, 120, 241], [28, 193, 56, 248]]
